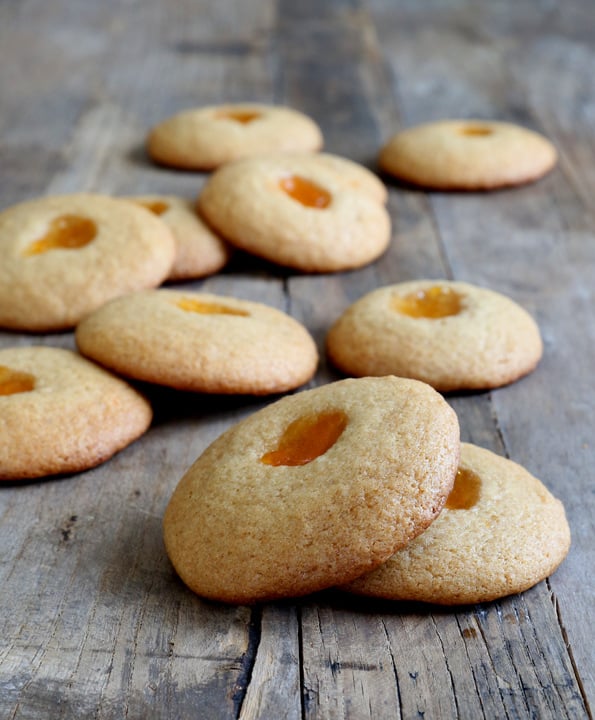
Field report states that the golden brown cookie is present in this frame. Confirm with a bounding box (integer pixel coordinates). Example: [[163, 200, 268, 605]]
[[308, 153, 388, 204], [163, 376, 460, 603], [326, 280, 543, 392], [0, 346, 152, 481], [379, 120, 557, 190], [123, 195, 232, 281], [76, 289, 319, 395], [147, 103, 323, 170], [341, 443, 571, 605], [198, 153, 391, 272], [0, 193, 175, 332]]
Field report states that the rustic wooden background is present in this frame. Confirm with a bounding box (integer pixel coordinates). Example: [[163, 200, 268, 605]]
[[0, 0, 593, 718]]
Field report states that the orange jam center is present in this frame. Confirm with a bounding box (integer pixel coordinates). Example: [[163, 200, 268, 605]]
[[24, 215, 97, 256], [460, 124, 493, 137], [0, 365, 36, 396], [392, 285, 463, 319], [176, 298, 249, 317], [217, 109, 262, 124], [261, 410, 348, 467], [135, 200, 170, 216], [445, 467, 481, 510], [279, 175, 332, 209]]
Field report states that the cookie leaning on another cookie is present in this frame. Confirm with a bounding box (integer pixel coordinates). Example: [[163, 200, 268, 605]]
[[163, 376, 460, 604], [379, 120, 557, 190], [123, 195, 232, 281], [0, 193, 176, 332], [198, 153, 391, 273], [0, 346, 152, 481], [326, 280, 543, 392], [147, 103, 323, 170], [341, 443, 571, 605], [75, 289, 319, 395]]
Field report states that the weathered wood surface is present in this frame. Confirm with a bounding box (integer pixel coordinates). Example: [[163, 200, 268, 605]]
[[0, 0, 593, 717]]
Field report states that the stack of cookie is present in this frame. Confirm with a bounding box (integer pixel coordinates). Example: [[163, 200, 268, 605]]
[[0, 101, 569, 608]]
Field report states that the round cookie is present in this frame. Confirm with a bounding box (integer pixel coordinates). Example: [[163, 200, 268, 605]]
[[147, 103, 323, 170], [0, 193, 176, 332], [163, 376, 460, 603], [309, 153, 388, 204], [198, 153, 391, 272], [75, 289, 319, 395], [326, 280, 543, 392], [123, 195, 232, 281], [379, 120, 557, 190], [341, 443, 571, 605], [0, 346, 152, 481]]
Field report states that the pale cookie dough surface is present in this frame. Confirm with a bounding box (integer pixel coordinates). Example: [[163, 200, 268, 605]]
[[341, 443, 571, 605], [163, 376, 460, 604], [326, 280, 543, 392], [0, 346, 152, 481], [0, 193, 175, 332], [147, 103, 323, 170], [379, 120, 557, 190], [307, 153, 388, 204], [124, 195, 232, 281], [76, 289, 319, 395], [198, 153, 391, 272]]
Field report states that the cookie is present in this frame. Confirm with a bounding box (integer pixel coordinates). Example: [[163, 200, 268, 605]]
[[76, 289, 319, 395], [0, 193, 176, 332], [123, 195, 232, 281], [326, 280, 543, 391], [147, 103, 323, 170], [341, 443, 571, 605], [0, 346, 152, 481], [309, 153, 388, 204], [379, 120, 557, 190], [198, 153, 391, 272], [163, 376, 460, 603]]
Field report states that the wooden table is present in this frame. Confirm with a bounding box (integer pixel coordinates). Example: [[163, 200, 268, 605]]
[[1, 1, 593, 717]]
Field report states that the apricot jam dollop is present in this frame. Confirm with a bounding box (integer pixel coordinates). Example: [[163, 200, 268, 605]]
[[135, 200, 169, 216], [392, 285, 463, 319], [279, 175, 332, 209], [0, 366, 36, 396], [176, 298, 249, 317], [216, 109, 262, 124], [445, 467, 481, 510], [260, 410, 348, 467], [459, 124, 494, 137], [23, 215, 97, 256]]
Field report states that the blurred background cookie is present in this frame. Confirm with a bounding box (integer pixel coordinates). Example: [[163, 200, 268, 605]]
[[0, 193, 175, 332], [379, 120, 557, 190], [163, 376, 460, 603], [198, 153, 391, 272], [0, 346, 152, 481], [326, 280, 543, 391], [76, 289, 319, 395], [123, 195, 232, 281], [147, 103, 323, 170], [341, 443, 571, 605]]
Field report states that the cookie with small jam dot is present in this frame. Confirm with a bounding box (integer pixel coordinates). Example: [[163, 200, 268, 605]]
[[0, 346, 152, 481], [326, 280, 543, 391], [379, 120, 557, 190], [75, 289, 318, 395], [0, 193, 175, 332], [341, 443, 571, 604], [123, 194, 232, 281], [197, 153, 391, 272], [147, 103, 323, 170], [162, 376, 460, 604]]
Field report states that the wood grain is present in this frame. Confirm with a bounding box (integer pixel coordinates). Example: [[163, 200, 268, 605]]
[[0, 0, 593, 718]]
